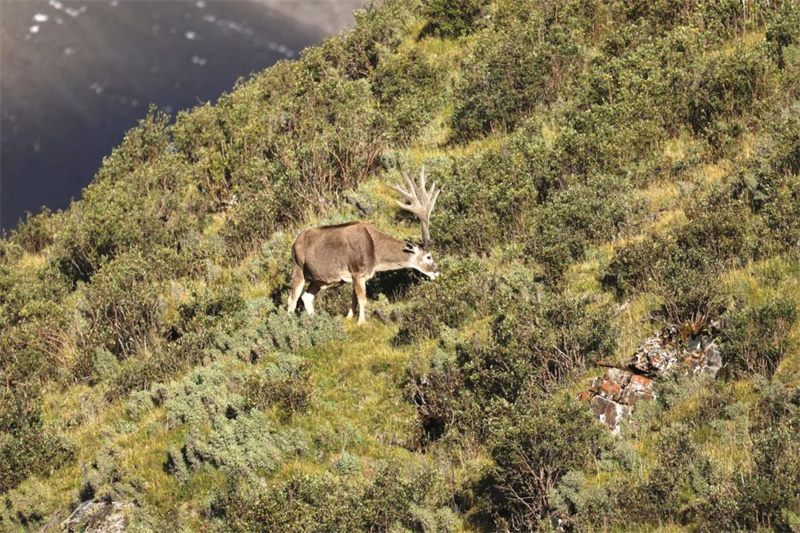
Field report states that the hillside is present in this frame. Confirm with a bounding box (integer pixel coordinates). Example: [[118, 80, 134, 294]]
[[1, 0, 799, 530]]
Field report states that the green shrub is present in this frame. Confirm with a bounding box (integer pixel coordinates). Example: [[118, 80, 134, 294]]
[[219, 192, 278, 260], [604, 189, 754, 323], [734, 106, 800, 252], [0, 265, 70, 384], [340, 0, 414, 79], [243, 356, 313, 415], [409, 289, 614, 442], [372, 49, 445, 144], [478, 396, 609, 530], [170, 411, 297, 482], [766, 3, 800, 69], [431, 148, 533, 252], [176, 59, 384, 226], [463, 292, 614, 410], [54, 111, 200, 282], [528, 174, 639, 280], [79, 443, 145, 503], [451, 4, 584, 140], [733, 383, 800, 530], [420, 0, 487, 38], [0, 390, 74, 493], [264, 311, 343, 353], [687, 44, 771, 136], [79, 250, 167, 360], [396, 257, 488, 342], [214, 460, 453, 532], [721, 295, 798, 377], [159, 361, 306, 483], [9, 208, 55, 254], [107, 282, 247, 398]]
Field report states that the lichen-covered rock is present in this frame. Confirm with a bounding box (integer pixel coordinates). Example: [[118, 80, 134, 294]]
[[60, 500, 133, 533], [581, 328, 721, 431], [585, 368, 653, 432]]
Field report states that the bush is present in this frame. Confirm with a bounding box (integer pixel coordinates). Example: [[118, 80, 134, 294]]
[[735, 383, 799, 530], [604, 189, 754, 323], [79, 443, 145, 503], [721, 294, 798, 377], [420, 0, 487, 38], [219, 191, 278, 260], [214, 460, 454, 532], [79, 250, 168, 360], [372, 49, 445, 144], [528, 174, 639, 280], [55, 113, 200, 282], [0, 389, 74, 493], [9, 208, 55, 254], [463, 292, 614, 409], [431, 148, 533, 253], [687, 43, 771, 136], [340, 0, 415, 79], [107, 281, 246, 398], [734, 105, 800, 253], [766, 3, 800, 69], [451, 4, 584, 140], [159, 361, 306, 483], [409, 289, 614, 442], [175, 59, 384, 226], [478, 396, 609, 530], [396, 257, 489, 342], [243, 356, 313, 415]]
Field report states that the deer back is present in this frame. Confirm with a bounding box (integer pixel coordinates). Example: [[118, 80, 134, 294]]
[[292, 222, 378, 283]]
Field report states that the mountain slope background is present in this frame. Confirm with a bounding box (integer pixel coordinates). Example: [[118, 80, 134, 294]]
[[1, 0, 800, 530]]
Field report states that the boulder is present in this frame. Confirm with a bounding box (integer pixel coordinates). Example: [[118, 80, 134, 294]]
[[580, 327, 720, 432], [59, 499, 133, 533]]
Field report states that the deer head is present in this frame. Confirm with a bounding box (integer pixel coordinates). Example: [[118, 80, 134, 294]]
[[391, 166, 440, 250]]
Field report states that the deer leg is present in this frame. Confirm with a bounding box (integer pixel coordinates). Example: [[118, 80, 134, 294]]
[[287, 265, 305, 315], [354, 276, 368, 325], [302, 282, 322, 316], [346, 287, 357, 319]]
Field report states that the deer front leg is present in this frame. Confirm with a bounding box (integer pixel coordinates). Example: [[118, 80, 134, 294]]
[[346, 287, 357, 319], [302, 282, 322, 316], [354, 276, 368, 325]]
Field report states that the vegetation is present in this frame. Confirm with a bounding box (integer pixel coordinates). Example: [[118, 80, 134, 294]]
[[1, 0, 799, 530]]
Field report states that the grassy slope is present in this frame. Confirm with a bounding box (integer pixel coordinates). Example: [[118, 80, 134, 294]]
[[2, 1, 800, 531]]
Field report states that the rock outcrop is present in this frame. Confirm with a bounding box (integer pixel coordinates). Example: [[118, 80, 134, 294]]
[[58, 500, 133, 533], [581, 328, 721, 432]]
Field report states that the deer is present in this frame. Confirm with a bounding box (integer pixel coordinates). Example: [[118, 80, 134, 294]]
[[287, 167, 441, 325]]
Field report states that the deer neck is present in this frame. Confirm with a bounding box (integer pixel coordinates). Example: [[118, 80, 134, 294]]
[[373, 233, 416, 272]]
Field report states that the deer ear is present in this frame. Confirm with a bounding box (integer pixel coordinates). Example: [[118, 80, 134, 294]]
[[403, 241, 417, 253]]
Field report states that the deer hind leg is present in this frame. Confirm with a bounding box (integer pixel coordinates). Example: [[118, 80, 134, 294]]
[[287, 265, 305, 315], [354, 276, 368, 325], [302, 282, 323, 316]]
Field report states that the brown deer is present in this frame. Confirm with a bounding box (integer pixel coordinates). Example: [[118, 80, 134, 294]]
[[287, 168, 440, 324]]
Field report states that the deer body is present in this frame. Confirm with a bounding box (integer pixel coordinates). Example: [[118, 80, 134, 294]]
[[288, 169, 440, 324]]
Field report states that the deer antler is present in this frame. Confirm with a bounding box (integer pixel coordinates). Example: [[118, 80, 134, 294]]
[[391, 166, 440, 249]]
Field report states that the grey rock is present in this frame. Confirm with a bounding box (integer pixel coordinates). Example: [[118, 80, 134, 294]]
[[59, 500, 133, 533]]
